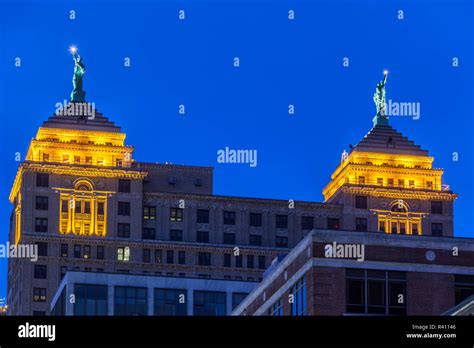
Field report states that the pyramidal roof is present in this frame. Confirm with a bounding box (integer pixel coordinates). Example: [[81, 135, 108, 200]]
[[41, 103, 122, 133], [353, 124, 429, 156]]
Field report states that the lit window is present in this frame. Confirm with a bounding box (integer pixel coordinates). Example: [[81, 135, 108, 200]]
[[63, 154, 70, 163], [358, 176, 365, 185], [117, 247, 130, 261]]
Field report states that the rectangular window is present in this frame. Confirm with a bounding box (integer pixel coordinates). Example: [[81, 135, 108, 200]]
[[170, 229, 183, 241], [197, 209, 209, 224], [224, 254, 231, 267], [142, 228, 156, 240], [276, 236, 288, 248], [42, 153, 49, 162], [377, 177, 383, 185], [96, 246, 104, 260], [247, 255, 254, 269], [426, 181, 433, 189], [166, 250, 174, 264], [143, 206, 156, 220], [399, 223, 406, 235], [74, 155, 81, 164], [236, 255, 243, 268], [355, 195, 368, 209], [197, 231, 209, 243], [258, 255, 266, 270], [35, 218, 48, 233], [387, 178, 394, 186], [73, 245, 82, 258], [269, 299, 283, 316], [154, 289, 187, 315], [35, 196, 49, 210], [379, 221, 385, 232], [33, 288, 46, 302], [83, 245, 91, 259], [142, 249, 151, 263], [97, 202, 105, 215], [412, 224, 419, 235], [249, 234, 262, 246], [178, 251, 185, 265], [223, 233, 235, 245], [118, 202, 131, 216], [34, 265, 47, 279], [117, 223, 130, 238], [60, 266, 67, 279], [223, 211, 236, 225], [74, 284, 107, 316], [358, 176, 365, 185], [63, 154, 70, 163], [118, 179, 131, 193], [117, 247, 130, 262], [454, 275, 474, 305], [232, 293, 249, 310], [431, 223, 443, 237], [36, 242, 48, 256], [409, 180, 415, 188], [170, 208, 183, 222], [198, 252, 211, 266], [301, 216, 313, 231], [193, 291, 226, 316], [431, 201, 443, 214], [355, 218, 368, 232], [249, 213, 262, 227], [85, 156, 92, 165], [291, 277, 307, 316], [61, 244, 68, 257], [346, 269, 407, 315], [391, 222, 398, 234], [114, 286, 147, 316], [155, 250, 162, 263], [276, 215, 288, 229], [327, 218, 340, 230]]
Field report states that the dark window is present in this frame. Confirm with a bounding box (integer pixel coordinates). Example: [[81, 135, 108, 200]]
[[33, 288, 46, 302], [143, 249, 151, 263], [74, 284, 108, 315], [97, 202, 105, 215], [142, 228, 156, 240], [269, 299, 283, 316], [431, 201, 443, 214], [249, 213, 262, 227], [97, 246, 104, 260], [35, 196, 49, 210], [197, 209, 209, 223], [224, 254, 231, 267], [170, 230, 183, 241], [232, 293, 249, 310], [276, 215, 288, 229], [118, 202, 131, 216], [118, 179, 131, 193], [36, 242, 47, 256], [355, 218, 368, 232], [276, 236, 288, 248], [431, 223, 443, 237], [60, 266, 68, 279], [355, 196, 368, 209], [36, 173, 49, 187], [258, 255, 266, 270], [247, 255, 254, 269], [170, 208, 183, 222], [223, 211, 236, 225], [61, 244, 68, 257], [249, 234, 262, 246], [34, 265, 47, 279], [197, 231, 209, 243], [155, 250, 162, 263], [346, 269, 407, 315], [35, 218, 48, 233], [291, 277, 307, 316], [166, 250, 174, 264], [327, 218, 340, 230], [83, 245, 91, 259], [178, 251, 186, 265], [117, 223, 130, 238], [73, 245, 82, 258], [302, 216, 313, 230], [236, 255, 243, 268], [454, 275, 474, 305], [114, 286, 147, 316], [198, 252, 211, 266], [143, 206, 156, 220], [223, 233, 235, 245], [193, 291, 226, 316], [154, 289, 187, 315]]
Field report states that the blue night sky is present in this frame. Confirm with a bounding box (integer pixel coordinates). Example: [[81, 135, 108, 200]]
[[0, 0, 472, 299]]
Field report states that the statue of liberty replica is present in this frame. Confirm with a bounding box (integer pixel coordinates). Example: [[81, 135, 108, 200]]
[[372, 71, 389, 127], [70, 47, 86, 102]]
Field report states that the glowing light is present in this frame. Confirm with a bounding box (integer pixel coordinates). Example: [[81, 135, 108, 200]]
[[384, 69, 389, 75], [69, 45, 78, 54]]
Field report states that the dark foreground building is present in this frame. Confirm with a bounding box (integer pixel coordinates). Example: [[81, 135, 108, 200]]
[[7, 63, 473, 316]]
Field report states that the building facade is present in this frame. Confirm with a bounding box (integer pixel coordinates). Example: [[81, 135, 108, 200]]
[[7, 70, 470, 316]]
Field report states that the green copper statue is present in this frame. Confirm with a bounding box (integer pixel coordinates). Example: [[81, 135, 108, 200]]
[[372, 71, 389, 126], [70, 48, 86, 102]]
